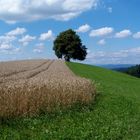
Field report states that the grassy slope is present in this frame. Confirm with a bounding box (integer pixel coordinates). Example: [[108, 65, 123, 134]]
[[0, 62, 140, 140]]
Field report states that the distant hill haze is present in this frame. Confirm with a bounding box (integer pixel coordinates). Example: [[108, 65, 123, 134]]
[[97, 64, 136, 70]]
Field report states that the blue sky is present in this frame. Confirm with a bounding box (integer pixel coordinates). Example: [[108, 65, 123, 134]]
[[0, 0, 140, 64]]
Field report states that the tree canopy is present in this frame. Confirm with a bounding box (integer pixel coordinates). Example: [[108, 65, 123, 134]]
[[53, 29, 87, 62]]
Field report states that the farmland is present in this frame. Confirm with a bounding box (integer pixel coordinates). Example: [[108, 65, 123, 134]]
[[0, 60, 95, 118], [0, 61, 140, 139]]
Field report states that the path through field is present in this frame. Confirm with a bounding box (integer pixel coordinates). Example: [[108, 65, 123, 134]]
[[0, 60, 55, 83], [0, 59, 95, 117]]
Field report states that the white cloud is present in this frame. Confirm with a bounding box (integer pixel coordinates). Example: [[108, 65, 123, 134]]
[[0, 35, 16, 44], [115, 29, 132, 38], [0, 27, 26, 52], [39, 30, 54, 41], [98, 39, 106, 45], [76, 24, 91, 33], [108, 7, 112, 13], [133, 32, 140, 39], [0, 34, 17, 53], [33, 49, 42, 53], [7, 27, 26, 36], [0, 36, 16, 55], [14, 48, 21, 53], [33, 43, 45, 53], [19, 35, 36, 46], [0, 42, 21, 54], [86, 47, 140, 64], [0, 0, 98, 23], [0, 43, 13, 50], [89, 27, 114, 37]]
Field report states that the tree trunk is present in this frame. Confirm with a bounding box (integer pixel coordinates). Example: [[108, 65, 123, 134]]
[[64, 55, 70, 62]]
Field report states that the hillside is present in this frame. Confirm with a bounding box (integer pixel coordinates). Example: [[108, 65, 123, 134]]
[[67, 62, 140, 139], [0, 62, 140, 139]]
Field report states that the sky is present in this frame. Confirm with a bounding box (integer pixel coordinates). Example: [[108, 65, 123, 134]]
[[0, 0, 140, 64]]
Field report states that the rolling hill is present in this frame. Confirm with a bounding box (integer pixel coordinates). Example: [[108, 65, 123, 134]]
[[0, 62, 140, 140]]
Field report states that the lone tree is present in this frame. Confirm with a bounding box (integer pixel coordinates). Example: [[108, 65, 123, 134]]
[[53, 29, 87, 62]]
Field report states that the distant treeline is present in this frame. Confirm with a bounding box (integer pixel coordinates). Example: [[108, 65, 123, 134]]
[[125, 65, 140, 78]]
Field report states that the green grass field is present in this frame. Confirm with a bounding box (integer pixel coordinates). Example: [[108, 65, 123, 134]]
[[0, 62, 140, 140]]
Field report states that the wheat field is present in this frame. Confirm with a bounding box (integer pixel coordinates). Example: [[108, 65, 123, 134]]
[[0, 59, 95, 118]]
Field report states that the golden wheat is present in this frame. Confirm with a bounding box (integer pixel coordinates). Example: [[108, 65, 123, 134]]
[[0, 59, 47, 77], [0, 60, 95, 118]]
